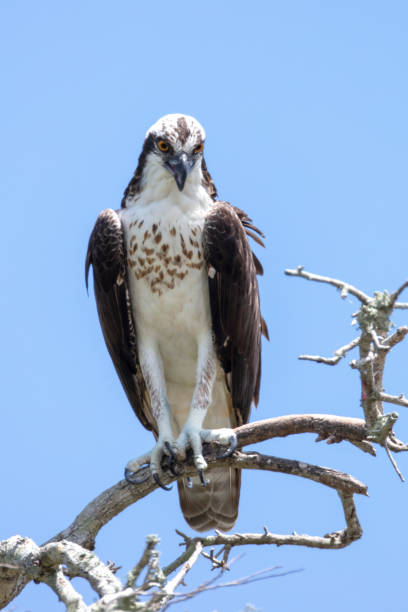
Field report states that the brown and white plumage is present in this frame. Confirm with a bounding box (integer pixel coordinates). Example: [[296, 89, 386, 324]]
[[86, 114, 267, 531]]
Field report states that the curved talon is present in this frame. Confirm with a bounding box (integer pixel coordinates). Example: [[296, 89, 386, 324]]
[[124, 467, 150, 485], [164, 441, 177, 462], [219, 433, 238, 459], [153, 472, 172, 491], [198, 469, 209, 487], [164, 454, 179, 476]]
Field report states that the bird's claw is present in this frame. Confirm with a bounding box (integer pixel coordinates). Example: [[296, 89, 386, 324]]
[[163, 453, 180, 476], [126, 428, 235, 491], [218, 432, 238, 459], [125, 446, 175, 489], [163, 441, 180, 475], [153, 472, 172, 491], [198, 469, 209, 487], [124, 466, 150, 485], [164, 441, 177, 462]]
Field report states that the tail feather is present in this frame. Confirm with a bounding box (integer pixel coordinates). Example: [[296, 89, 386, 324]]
[[178, 468, 241, 532]]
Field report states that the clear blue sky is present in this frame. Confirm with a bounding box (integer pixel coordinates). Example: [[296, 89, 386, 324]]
[[1, 1, 408, 611]]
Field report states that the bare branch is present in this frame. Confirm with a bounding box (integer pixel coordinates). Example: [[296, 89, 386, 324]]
[[384, 439, 405, 482], [222, 450, 367, 496], [0, 538, 88, 612], [299, 354, 342, 365], [163, 541, 203, 597], [235, 414, 368, 449], [348, 439, 376, 456], [284, 266, 370, 304], [126, 534, 160, 588], [299, 336, 361, 365], [385, 326, 408, 348], [88, 587, 137, 612], [286, 268, 408, 480], [172, 491, 362, 552], [390, 280, 408, 306], [42, 414, 369, 559], [39, 540, 122, 598], [165, 565, 302, 608], [379, 392, 408, 408], [42, 566, 87, 612], [0, 411, 372, 608], [162, 541, 197, 578]]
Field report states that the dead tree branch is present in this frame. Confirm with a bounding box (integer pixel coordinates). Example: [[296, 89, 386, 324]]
[[0, 475, 362, 611], [284, 266, 370, 304], [285, 266, 408, 476], [0, 411, 373, 610], [299, 336, 361, 365]]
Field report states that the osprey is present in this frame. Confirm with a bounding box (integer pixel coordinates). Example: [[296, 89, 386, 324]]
[[86, 114, 267, 532]]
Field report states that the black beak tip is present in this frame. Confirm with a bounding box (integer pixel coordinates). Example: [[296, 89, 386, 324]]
[[175, 176, 186, 191], [165, 156, 192, 192]]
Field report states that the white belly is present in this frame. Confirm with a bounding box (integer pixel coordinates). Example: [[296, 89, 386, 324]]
[[120, 200, 212, 387], [120, 194, 231, 434]]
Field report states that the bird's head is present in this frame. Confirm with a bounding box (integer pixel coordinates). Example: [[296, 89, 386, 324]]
[[122, 114, 217, 207], [144, 114, 206, 192]]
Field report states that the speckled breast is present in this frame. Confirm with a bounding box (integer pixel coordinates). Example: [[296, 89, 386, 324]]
[[126, 218, 204, 296]]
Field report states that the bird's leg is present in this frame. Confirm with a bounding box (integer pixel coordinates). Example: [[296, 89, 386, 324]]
[[125, 339, 176, 490], [176, 333, 236, 484]]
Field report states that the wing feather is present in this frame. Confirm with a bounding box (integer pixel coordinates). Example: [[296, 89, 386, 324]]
[[203, 202, 267, 426], [85, 208, 154, 433]]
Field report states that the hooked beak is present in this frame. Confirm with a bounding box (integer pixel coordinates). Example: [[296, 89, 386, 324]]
[[165, 152, 195, 191]]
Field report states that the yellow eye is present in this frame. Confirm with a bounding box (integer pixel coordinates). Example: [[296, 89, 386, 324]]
[[157, 140, 170, 152], [193, 143, 204, 154]]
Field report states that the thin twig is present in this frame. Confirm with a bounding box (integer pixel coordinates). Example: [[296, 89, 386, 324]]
[[390, 280, 408, 306], [161, 555, 242, 611], [284, 266, 370, 304], [165, 566, 303, 607], [384, 439, 405, 482], [299, 336, 361, 365]]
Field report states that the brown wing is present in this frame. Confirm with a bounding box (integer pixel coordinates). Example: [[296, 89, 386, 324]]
[[85, 208, 154, 433], [203, 202, 268, 426]]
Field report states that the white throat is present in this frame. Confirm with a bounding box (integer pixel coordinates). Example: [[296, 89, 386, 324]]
[[126, 153, 210, 213]]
